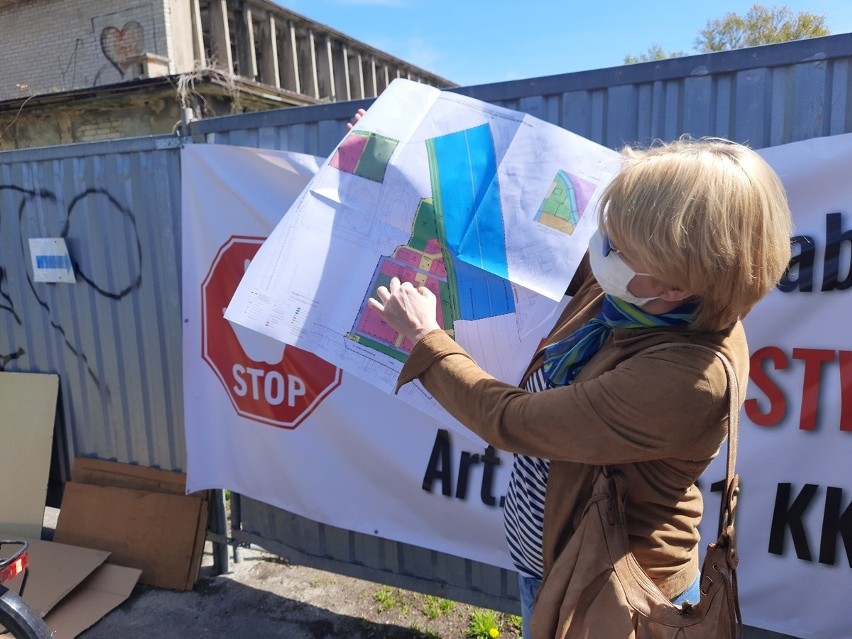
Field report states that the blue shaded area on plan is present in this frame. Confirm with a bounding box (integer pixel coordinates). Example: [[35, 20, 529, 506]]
[[454, 260, 516, 320], [430, 123, 515, 320]]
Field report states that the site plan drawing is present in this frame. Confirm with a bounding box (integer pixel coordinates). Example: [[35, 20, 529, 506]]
[[226, 79, 619, 428]]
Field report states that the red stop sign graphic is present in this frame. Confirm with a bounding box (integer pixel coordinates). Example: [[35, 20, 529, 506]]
[[201, 236, 342, 429]]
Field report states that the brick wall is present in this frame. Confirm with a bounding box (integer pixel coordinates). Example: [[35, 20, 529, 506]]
[[0, 0, 173, 100], [0, 92, 188, 150]]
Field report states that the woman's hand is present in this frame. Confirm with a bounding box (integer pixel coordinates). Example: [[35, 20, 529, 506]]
[[368, 277, 441, 345], [346, 108, 367, 131]]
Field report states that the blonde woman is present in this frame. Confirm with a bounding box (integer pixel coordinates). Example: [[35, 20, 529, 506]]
[[369, 138, 793, 638]]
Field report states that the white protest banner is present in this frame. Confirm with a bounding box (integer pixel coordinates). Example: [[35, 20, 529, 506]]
[[182, 132, 852, 639], [696, 133, 852, 639], [182, 144, 517, 571]]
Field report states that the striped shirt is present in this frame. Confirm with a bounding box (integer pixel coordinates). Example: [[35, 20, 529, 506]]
[[503, 367, 552, 579]]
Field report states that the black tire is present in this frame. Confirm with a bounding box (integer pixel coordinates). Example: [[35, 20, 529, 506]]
[[0, 586, 52, 639]]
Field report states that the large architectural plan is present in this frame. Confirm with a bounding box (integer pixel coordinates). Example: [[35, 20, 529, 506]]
[[226, 79, 618, 425]]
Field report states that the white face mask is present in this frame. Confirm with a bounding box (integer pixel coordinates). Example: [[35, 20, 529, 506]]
[[588, 229, 660, 307]]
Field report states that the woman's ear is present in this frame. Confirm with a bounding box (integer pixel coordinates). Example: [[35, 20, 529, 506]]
[[658, 286, 694, 303]]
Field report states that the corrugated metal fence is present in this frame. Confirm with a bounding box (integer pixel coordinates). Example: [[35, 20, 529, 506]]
[[0, 136, 185, 475], [4, 33, 852, 638], [195, 33, 852, 153]]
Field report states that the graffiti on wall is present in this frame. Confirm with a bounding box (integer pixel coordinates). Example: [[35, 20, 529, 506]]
[[93, 20, 144, 86], [101, 21, 144, 76], [0, 183, 143, 390]]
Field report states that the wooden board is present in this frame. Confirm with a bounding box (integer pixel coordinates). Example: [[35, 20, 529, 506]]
[[0, 372, 58, 539]]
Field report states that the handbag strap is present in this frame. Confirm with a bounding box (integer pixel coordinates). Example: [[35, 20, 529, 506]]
[[609, 342, 742, 556]]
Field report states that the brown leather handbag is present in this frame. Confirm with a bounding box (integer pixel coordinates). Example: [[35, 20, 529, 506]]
[[531, 344, 742, 639]]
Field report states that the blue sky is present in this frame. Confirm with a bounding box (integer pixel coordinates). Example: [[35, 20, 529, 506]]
[[275, 1, 852, 87]]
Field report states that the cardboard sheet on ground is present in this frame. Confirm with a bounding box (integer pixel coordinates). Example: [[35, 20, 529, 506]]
[[45, 563, 142, 639], [225, 78, 619, 427], [54, 459, 207, 591], [1, 538, 140, 639], [0, 371, 58, 539], [4, 538, 109, 616]]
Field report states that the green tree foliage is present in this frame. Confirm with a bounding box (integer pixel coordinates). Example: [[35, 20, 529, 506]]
[[624, 4, 830, 64], [624, 45, 689, 64], [696, 3, 830, 52]]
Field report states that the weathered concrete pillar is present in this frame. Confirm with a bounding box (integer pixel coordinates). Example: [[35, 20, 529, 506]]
[[378, 63, 390, 93], [315, 33, 334, 101], [258, 14, 280, 88], [333, 44, 351, 101], [208, 0, 233, 73], [189, 0, 205, 64], [298, 29, 320, 100], [366, 57, 377, 97], [235, 6, 258, 79], [279, 20, 300, 94], [350, 52, 365, 99]]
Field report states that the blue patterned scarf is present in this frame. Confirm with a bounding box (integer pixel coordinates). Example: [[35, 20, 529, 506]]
[[541, 294, 696, 387]]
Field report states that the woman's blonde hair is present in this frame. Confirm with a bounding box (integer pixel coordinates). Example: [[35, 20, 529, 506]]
[[599, 137, 793, 332]]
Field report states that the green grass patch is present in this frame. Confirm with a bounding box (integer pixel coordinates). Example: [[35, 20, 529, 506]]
[[374, 585, 404, 613], [423, 594, 455, 619], [467, 608, 502, 638]]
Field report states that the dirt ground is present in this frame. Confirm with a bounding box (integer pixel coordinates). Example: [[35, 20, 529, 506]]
[[75, 544, 521, 639], [40, 509, 793, 639], [37, 508, 520, 639]]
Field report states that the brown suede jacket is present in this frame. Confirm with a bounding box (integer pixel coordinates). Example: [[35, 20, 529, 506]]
[[396, 256, 748, 600]]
